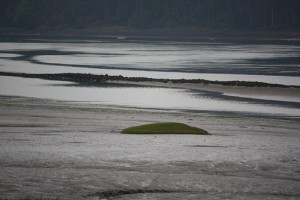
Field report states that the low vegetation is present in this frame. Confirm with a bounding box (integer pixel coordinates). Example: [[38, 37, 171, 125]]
[[121, 122, 209, 135], [1, 72, 296, 88]]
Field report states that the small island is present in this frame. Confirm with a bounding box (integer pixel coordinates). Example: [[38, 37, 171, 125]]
[[121, 122, 209, 135]]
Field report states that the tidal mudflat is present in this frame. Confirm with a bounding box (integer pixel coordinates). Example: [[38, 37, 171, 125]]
[[1, 37, 300, 85], [0, 96, 299, 200], [0, 37, 300, 199]]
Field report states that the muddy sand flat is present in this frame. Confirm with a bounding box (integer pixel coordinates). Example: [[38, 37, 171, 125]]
[[0, 96, 299, 200]]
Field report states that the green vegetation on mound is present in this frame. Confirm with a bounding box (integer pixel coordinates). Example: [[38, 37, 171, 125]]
[[121, 122, 209, 135]]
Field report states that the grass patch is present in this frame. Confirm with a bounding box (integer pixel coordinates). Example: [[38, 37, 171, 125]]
[[121, 122, 209, 135]]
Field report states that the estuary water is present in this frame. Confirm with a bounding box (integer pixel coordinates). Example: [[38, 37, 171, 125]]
[[0, 37, 299, 118]]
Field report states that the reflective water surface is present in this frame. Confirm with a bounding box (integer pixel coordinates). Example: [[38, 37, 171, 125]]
[[0, 39, 300, 85], [0, 38, 299, 118], [0, 76, 299, 118]]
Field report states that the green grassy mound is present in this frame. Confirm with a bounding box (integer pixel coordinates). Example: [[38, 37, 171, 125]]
[[121, 122, 209, 135]]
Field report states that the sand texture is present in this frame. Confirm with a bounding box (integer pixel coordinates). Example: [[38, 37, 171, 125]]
[[0, 96, 299, 199]]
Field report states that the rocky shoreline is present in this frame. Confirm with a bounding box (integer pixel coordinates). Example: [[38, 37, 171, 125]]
[[0, 71, 298, 88]]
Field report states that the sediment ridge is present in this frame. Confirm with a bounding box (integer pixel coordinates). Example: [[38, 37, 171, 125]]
[[0, 71, 299, 88]]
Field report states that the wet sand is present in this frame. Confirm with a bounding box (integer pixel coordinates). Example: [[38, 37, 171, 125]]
[[0, 96, 299, 200], [108, 80, 300, 101]]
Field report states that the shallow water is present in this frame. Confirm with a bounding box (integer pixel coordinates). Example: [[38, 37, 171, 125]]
[[0, 76, 299, 118], [0, 38, 300, 85], [0, 37, 300, 118]]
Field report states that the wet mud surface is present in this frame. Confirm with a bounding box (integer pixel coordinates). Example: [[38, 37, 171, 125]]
[[0, 96, 299, 199]]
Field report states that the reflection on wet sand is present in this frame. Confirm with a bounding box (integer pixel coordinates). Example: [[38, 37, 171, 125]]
[[0, 76, 299, 118], [0, 96, 299, 199], [0, 39, 300, 85]]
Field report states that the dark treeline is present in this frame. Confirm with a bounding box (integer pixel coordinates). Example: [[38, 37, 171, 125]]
[[0, 0, 299, 31]]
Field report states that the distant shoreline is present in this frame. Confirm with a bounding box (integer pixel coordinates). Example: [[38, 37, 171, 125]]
[[0, 71, 299, 89], [1, 28, 300, 44]]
